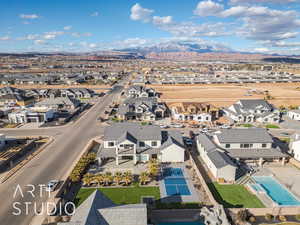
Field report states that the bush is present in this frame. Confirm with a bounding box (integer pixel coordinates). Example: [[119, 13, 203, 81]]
[[279, 215, 287, 222], [249, 216, 256, 223], [265, 213, 273, 221], [237, 209, 249, 222], [295, 214, 300, 221]]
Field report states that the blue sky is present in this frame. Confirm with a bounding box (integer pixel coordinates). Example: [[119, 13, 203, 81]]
[[1, 0, 300, 54]]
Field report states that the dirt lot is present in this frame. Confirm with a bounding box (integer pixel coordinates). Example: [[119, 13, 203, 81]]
[[148, 83, 300, 107]]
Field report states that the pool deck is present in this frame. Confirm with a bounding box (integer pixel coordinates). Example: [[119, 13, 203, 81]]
[[159, 164, 200, 203]]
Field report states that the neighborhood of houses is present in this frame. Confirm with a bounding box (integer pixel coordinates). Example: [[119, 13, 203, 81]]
[[2, 83, 300, 225], [0, 86, 99, 126]]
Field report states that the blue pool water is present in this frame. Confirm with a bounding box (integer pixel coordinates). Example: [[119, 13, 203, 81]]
[[253, 176, 300, 206], [163, 168, 191, 196], [158, 222, 204, 225], [250, 183, 265, 193], [164, 168, 184, 177]]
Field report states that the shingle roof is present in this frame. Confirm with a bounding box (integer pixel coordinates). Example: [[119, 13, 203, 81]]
[[216, 128, 273, 143], [59, 190, 147, 225], [239, 99, 273, 110], [103, 122, 161, 141]]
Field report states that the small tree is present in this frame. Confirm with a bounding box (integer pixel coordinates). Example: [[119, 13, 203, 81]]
[[139, 172, 150, 185], [113, 172, 123, 186], [236, 209, 249, 222], [123, 171, 133, 186]]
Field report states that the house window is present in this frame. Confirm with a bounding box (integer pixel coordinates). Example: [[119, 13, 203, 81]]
[[240, 143, 253, 148], [108, 142, 114, 147], [139, 141, 145, 147], [262, 143, 267, 148], [151, 141, 157, 147], [225, 144, 231, 148]]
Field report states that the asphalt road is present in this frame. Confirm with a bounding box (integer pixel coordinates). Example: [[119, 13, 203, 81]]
[[0, 85, 123, 225]]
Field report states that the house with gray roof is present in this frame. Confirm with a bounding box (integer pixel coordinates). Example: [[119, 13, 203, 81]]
[[58, 190, 147, 225], [35, 96, 80, 111], [196, 134, 237, 182], [196, 128, 287, 182], [98, 122, 185, 165], [223, 99, 280, 124], [117, 97, 167, 121], [125, 85, 157, 98]]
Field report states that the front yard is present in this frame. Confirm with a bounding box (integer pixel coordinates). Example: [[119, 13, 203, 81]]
[[208, 182, 264, 208], [75, 186, 160, 206]]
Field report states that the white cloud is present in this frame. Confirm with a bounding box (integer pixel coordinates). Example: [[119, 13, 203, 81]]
[[19, 14, 39, 19], [88, 43, 97, 48], [254, 47, 269, 52], [130, 3, 154, 22], [34, 40, 46, 45], [91, 12, 99, 17], [71, 32, 92, 37], [230, 0, 297, 4], [42, 31, 65, 40], [17, 34, 39, 40], [0, 36, 10, 41], [157, 21, 231, 37], [63, 26, 72, 30], [152, 16, 173, 25], [193, 0, 224, 17]]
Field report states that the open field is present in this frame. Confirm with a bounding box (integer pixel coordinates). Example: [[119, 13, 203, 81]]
[[149, 83, 300, 107], [75, 186, 160, 206], [208, 182, 265, 208]]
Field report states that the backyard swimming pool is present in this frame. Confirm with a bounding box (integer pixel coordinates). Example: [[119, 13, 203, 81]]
[[163, 168, 191, 196], [253, 176, 300, 206]]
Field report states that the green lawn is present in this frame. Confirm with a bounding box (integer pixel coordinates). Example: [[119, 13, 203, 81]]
[[75, 186, 160, 207], [239, 124, 254, 128], [208, 182, 265, 208], [265, 124, 280, 129]]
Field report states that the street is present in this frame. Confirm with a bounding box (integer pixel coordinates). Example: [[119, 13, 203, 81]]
[[0, 85, 123, 225]]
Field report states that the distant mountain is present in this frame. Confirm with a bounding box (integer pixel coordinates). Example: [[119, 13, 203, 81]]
[[116, 41, 233, 55]]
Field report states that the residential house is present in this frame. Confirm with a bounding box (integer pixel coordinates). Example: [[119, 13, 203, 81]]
[[223, 99, 280, 123], [196, 134, 236, 182], [8, 108, 54, 123], [287, 108, 300, 121], [0, 87, 25, 96], [169, 102, 219, 122], [125, 85, 157, 98], [35, 96, 80, 111], [290, 133, 300, 162], [196, 128, 286, 182], [58, 190, 147, 225], [117, 97, 167, 121], [0, 94, 35, 107], [98, 122, 185, 165]]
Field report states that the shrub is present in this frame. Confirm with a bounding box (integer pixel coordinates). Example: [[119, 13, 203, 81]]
[[279, 215, 287, 222], [265, 213, 273, 221], [295, 214, 300, 221], [249, 216, 256, 223], [237, 209, 249, 222]]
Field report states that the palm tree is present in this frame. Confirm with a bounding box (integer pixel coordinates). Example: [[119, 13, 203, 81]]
[[69, 174, 81, 183], [93, 174, 104, 187], [123, 171, 133, 186], [114, 172, 123, 186], [82, 173, 94, 186], [139, 172, 150, 185], [103, 172, 113, 186]]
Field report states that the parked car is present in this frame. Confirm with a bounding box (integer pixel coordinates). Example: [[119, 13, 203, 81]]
[[171, 123, 185, 128], [220, 124, 230, 129], [159, 124, 169, 129], [46, 180, 59, 192]]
